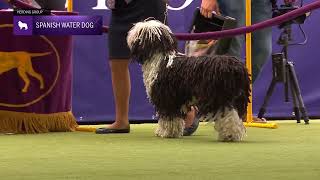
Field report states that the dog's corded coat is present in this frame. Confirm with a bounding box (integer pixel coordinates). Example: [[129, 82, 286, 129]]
[[127, 20, 250, 140]]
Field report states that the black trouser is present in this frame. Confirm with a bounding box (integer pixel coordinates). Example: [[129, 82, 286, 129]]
[[34, 0, 66, 10]]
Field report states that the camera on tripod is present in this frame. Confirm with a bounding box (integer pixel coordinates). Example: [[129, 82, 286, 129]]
[[272, 53, 286, 82], [258, 1, 310, 124]]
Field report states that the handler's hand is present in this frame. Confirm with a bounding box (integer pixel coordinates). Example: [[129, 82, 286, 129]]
[[200, 0, 218, 18]]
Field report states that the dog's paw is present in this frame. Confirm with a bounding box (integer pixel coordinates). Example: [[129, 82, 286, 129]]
[[218, 134, 243, 142], [155, 127, 183, 138], [156, 118, 184, 138], [21, 88, 28, 93]]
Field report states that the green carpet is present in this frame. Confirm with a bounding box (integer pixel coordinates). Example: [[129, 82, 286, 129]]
[[1, 121, 320, 180]]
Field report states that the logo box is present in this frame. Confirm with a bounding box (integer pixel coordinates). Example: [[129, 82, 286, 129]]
[[13, 16, 33, 35], [13, 16, 103, 36]]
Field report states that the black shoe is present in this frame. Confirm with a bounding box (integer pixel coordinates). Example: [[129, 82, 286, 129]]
[[95, 127, 130, 134], [183, 115, 200, 136]]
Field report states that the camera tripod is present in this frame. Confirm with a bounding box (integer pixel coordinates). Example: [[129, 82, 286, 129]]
[[257, 23, 309, 124]]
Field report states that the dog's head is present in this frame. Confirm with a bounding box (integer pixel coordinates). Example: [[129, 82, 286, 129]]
[[127, 20, 177, 64]]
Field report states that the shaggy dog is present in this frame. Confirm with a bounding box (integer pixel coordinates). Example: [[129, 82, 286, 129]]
[[127, 20, 250, 142]]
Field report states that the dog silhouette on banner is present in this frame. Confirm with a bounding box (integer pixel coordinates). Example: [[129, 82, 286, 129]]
[[0, 51, 51, 93], [18, 21, 28, 30]]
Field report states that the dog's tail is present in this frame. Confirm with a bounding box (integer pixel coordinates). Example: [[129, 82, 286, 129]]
[[29, 52, 52, 57]]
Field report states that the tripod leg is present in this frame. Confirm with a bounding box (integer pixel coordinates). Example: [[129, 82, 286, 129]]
[[285, 68, 290, 102], [287, 62, 309, 124], [288, 73, 301, 123], [258, 79, 278, 119]]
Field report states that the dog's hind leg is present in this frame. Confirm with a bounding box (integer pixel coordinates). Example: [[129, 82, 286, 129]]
[[27, 65, 45, 90], [155, 116, 184, 138], [213, 108, 246, 142], [17, 67, 30, 93]]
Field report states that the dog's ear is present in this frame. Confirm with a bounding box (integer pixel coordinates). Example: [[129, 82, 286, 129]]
[[127, 20, 178, 64], [129, 37, 145, 64], [129, 31, 178, 64], [147, 25, 178, 55]]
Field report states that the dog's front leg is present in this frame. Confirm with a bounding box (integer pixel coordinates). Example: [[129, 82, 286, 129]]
[[155, 116, 184, 138]]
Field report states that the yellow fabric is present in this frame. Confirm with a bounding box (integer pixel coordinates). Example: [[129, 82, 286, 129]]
[[0, 110, 78, 134], [0, 51, 51, 93]]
